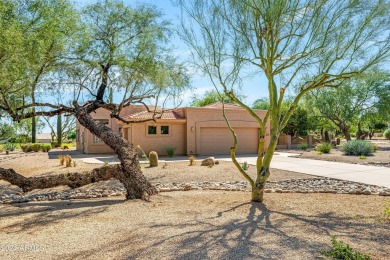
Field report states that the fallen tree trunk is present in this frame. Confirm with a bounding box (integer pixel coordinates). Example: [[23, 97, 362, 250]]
[[0, 165, 122, 193]]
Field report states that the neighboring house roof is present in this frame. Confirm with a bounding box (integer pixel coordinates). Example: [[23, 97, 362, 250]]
[[124, 110, 186, 121], [201, 102, 242, 109], [36, 133, 52, 140]]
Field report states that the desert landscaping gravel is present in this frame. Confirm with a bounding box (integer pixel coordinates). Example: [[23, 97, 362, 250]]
[[0, 191, 389, 260], [288, 140, 390, 167], [1, 150, 389, 259]]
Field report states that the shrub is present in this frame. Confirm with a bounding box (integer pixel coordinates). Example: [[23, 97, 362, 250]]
[[149, 151, 158, 167], [31, 143, 41, 152], [241, 161, 249, 171], [341, 140, 374, 156], [321, 236, 370, 260], [20, 144, 31, 152], [166, 146, 175, 157], [41, 144, 51, 152], [384, 200, 390, 220], [384, 129, 390, 140], [189, 155, 196, 166], [20, 143, 51, 153], [4, 143, 16, 151], [316, 143, 332, 154], [299, 142, 309, 150]]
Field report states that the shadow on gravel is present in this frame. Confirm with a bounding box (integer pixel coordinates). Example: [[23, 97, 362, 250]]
[[0, 199, 123, 232], [120, 203, 387, 259], [11, 197, 388, 259]]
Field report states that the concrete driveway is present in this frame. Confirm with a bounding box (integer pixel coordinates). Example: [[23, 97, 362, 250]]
[[68, 149, 390, 188], [217, 153, 390, 188]]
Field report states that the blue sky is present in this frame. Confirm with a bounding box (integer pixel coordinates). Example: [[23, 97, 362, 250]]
[[72, 0, 270, 107]]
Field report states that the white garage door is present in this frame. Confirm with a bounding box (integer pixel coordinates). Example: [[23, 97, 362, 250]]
[[200, 127, 259, 155]]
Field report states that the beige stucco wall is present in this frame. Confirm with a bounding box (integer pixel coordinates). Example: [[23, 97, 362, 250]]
[[183, 107, 270, 155], [76, 108, 124, 154], [124, 120, 186, 156], [76, 105, 269, 156]]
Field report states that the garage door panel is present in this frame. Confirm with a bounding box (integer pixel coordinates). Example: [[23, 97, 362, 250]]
[[200, 127, 258, 155]]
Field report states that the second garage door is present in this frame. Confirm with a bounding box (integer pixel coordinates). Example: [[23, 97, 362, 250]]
[[199, 127, 259, 155]]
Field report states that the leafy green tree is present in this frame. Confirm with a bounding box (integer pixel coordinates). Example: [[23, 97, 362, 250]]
[[190, 89, 245, 106], [0, 122, 16, 140], [282, 107, 311, 137], [177, 0, 390, 202], [307, 70, 390, 140], [253, 98, 312, 136], [0, 0, 189, 200]]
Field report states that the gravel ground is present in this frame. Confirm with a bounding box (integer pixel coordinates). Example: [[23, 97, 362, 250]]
[[0, 191, 389, 260], [0, 153, 311, 196], [281, 140, 390, 167], [1, 150, 389, 259]]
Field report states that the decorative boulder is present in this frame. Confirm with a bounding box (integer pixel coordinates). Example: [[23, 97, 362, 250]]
[[201, 157, 215, 166]]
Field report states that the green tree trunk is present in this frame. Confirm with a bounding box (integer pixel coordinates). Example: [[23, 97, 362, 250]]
[[251, 136, 278, 202]]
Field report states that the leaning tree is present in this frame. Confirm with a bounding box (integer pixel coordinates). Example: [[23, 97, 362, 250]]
[[177, 0, 390, 202], [0, 0, 188, 200]]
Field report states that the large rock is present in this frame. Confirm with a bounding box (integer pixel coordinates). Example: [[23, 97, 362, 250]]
[[201, 157, 215, 166]]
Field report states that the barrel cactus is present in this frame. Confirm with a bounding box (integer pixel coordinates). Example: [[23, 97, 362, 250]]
[[149, 151, 158, 167]]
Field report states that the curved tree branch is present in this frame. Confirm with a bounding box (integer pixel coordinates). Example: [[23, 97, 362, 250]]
[[0, 165, 122, 193]]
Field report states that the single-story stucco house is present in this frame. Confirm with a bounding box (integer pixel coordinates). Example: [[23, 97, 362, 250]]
[[76, 102, 270, 156], [36, 133, 52, 143]]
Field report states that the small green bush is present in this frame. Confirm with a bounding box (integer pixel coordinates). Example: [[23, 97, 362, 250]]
[[20, 143, 51, 153], [341, 140, 374, 156], [20, 144, 31, 152], [31, 143, 41, 152], [299, 143, 309, 150], [316, 143, 332, 154], [4, 143, 16, 151], [321, 236, 370, 260], [241, 161, 249, 171], [384, 129, 390, 140], [41, 144, 51, 152], [384, 200, 390, 220], [166, 146, 175, 157]]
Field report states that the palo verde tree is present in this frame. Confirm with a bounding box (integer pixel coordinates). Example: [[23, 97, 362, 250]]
[[0, 0, 188, 200], [177, 0, 390, 202]]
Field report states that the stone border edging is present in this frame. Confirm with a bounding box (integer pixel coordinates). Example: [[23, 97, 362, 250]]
[[1, 177, 389, 204]]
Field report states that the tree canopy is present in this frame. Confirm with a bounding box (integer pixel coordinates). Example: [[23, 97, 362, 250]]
[[0, 0, 189, 200], [306, 70, 390, 140], [177, 0, 390, 202]]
